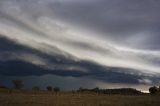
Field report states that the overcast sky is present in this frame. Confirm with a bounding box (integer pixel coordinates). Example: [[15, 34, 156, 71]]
[[0, 0, 160, 90]]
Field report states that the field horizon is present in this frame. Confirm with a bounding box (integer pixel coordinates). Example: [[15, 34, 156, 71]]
[[0, 91, 160, 106], [0, 87, 160, 106]]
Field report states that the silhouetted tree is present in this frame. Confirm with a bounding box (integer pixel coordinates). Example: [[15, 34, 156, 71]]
[[12, 80, 23, 90], [92, 87, 100, 93], [54, 87, 60, 93], [46, 86, 53, 91], [149, 86, 158, 94]]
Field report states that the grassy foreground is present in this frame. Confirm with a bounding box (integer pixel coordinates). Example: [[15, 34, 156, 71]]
[[0, 92, 160, 106]]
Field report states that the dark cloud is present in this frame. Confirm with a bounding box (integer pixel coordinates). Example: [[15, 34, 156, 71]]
[[0, 0, 160, 90], [0, 36, 159, 85], [52, 0, 160, 49]]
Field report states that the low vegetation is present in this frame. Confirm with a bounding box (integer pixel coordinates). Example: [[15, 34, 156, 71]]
[[0, 91, 160, 106], [0, 80, 160, 106]]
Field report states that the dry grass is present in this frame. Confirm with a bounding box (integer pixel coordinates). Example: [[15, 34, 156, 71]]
[[0, 92, 160, 106]]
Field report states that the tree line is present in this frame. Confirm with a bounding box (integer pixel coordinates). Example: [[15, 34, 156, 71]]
[[10, 80, 143, 95], [12, 80, 60, 93], [77, 87, 142, 95], [1, 79, 160, 95]]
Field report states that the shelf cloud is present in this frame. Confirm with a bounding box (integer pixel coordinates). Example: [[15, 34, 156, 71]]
[[0, 0, 160, 89]]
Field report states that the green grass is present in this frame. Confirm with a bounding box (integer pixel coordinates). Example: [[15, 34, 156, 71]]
[[0, 91, 160, 106]]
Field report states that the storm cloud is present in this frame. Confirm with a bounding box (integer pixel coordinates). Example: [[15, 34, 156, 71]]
[[0, 0, 160, 90]]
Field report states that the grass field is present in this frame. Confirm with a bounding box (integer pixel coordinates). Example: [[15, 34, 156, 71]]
[[0, 91, 160, 106]]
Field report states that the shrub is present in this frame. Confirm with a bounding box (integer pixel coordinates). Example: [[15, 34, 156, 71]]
[[149, 86, 158, 94], [12, 80, 23, 90]]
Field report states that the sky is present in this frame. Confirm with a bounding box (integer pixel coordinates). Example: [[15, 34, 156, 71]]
[[0, 0, 160, 91]]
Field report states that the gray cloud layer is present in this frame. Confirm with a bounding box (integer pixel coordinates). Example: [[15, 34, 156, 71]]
[[0, 0, 160, 88], [52, 0, 160, 49]]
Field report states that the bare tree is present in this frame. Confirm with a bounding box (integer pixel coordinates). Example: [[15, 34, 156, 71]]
[[12, 80, 23, 90]]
